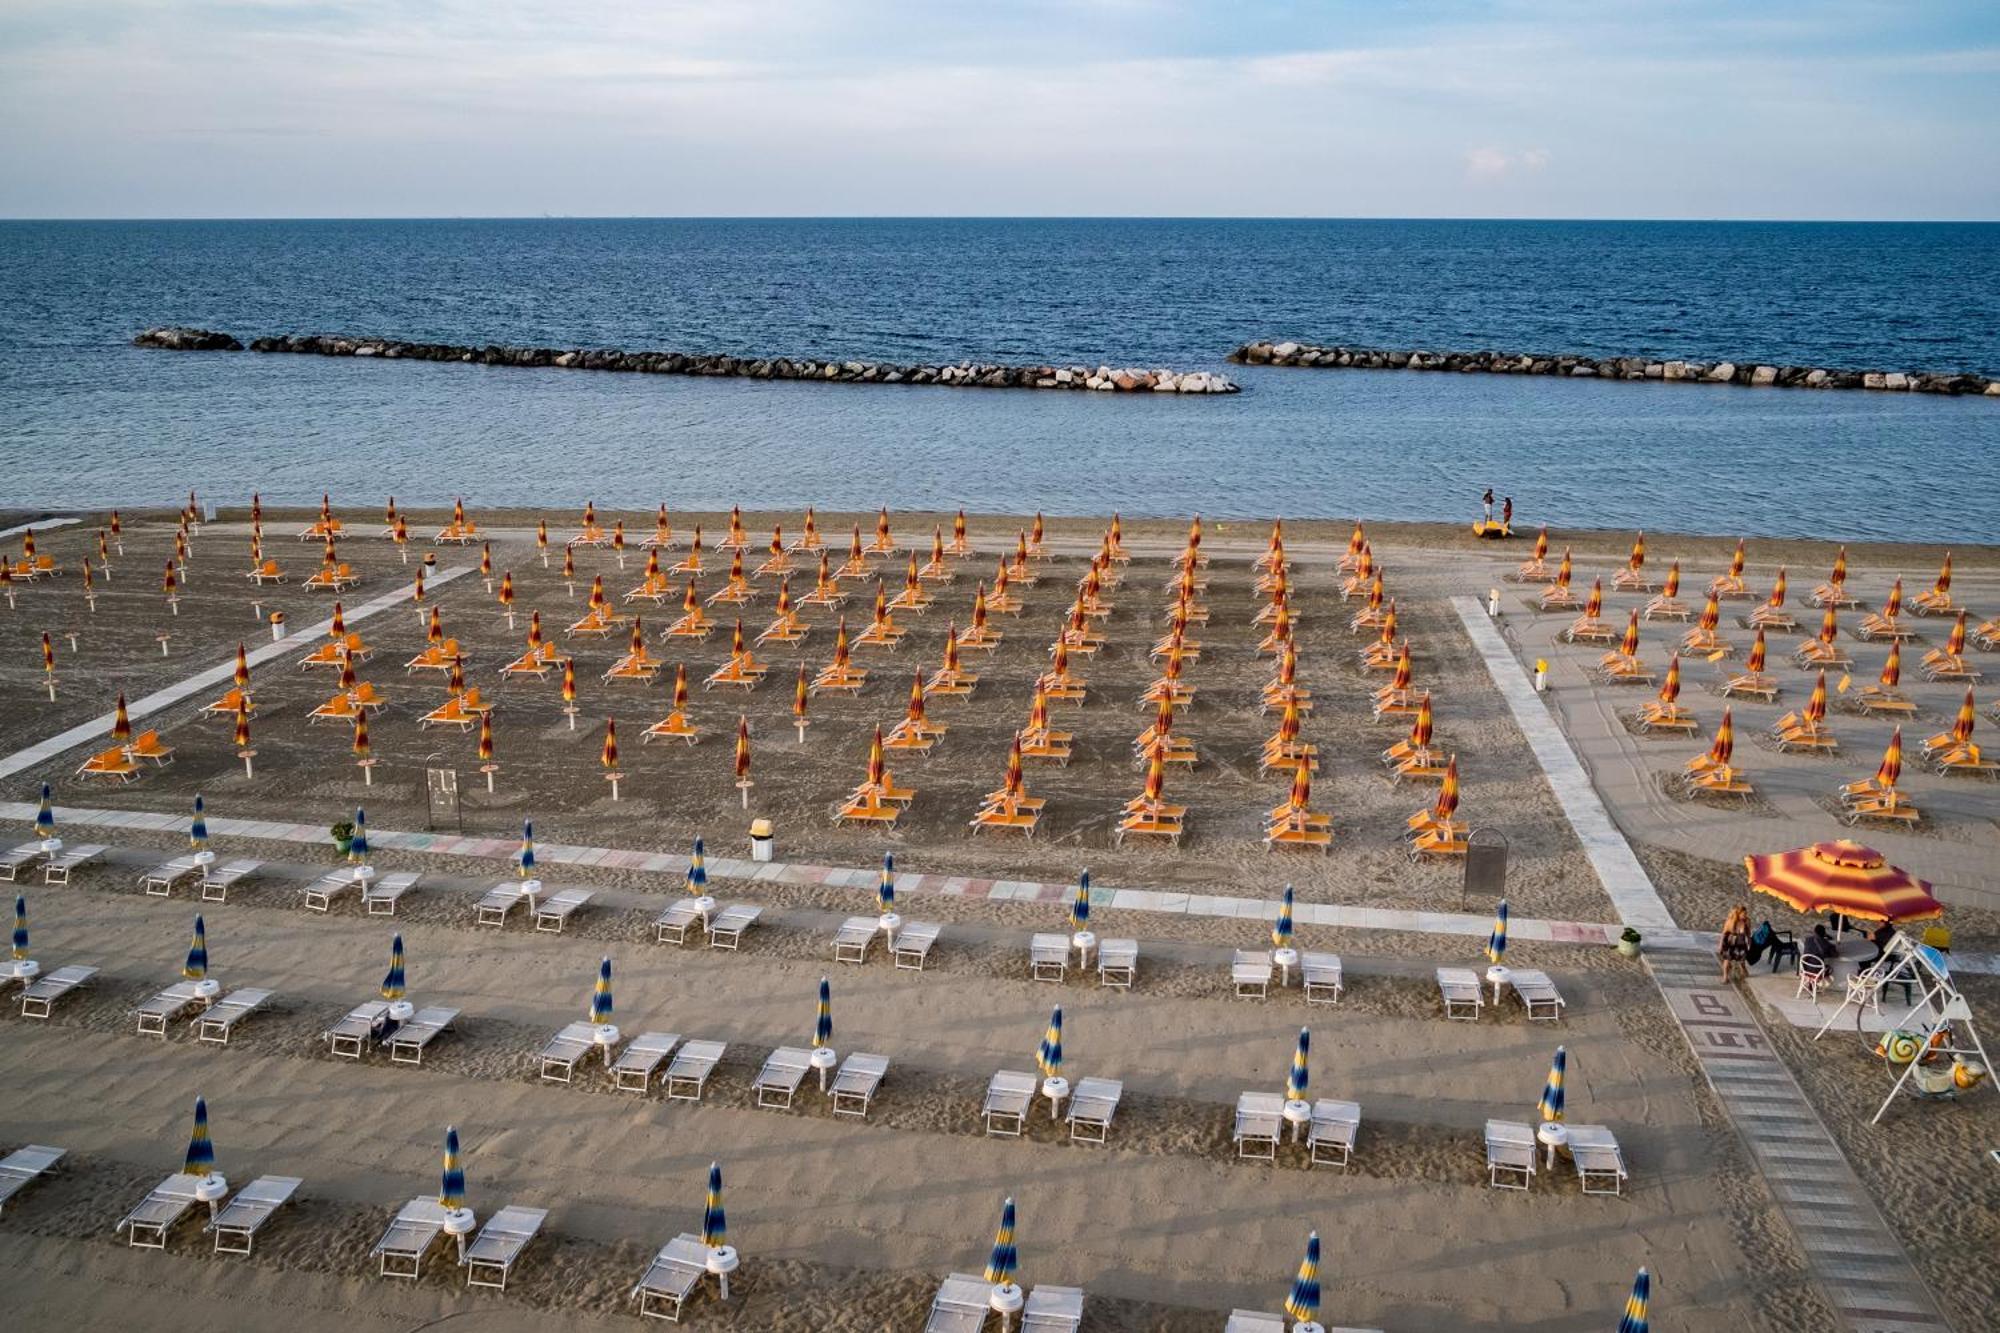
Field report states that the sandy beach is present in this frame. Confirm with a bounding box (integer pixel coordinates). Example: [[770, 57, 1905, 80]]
[[2, 503, 1994, 1330]]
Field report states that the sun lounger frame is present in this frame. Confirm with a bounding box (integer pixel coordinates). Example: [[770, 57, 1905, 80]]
[[633, 1233, 713, 1321], [1436, 967, 1484, 1021], [893, 920, 942, 970], [208, 1174, 302, 1254], [832, 916, 877, 964], [1485, 1119, 1537, 1190], [325, 999, 392, 1058], [136, 980, 206, 1036], [198, 858, 263, 903], [753, 1046, 814, 1109], [385, 1005, 459, 1065], [1565, 1123, 1628, 1195], [364, 870, 420, 914], [1302, 951, 1344, 1005], [1308, 1098, 1361, 1168], [984, 1069, 1037, 1136], [372, 1196, 449, 1277], [1066, 1076, 1123, 1144], [612, 1031, 682, 1092], [1030, 932, 1069, 981], [116, 1172, 203, 1248], [140, 855, 202, 896], [1508, 968, 1567, 1022], [0, 1144, 64, 1213], [1234, 1091, 1284, 1160], [195, 986, 274, 1044], [707, 904, 762, 950], [1096, 937, 1138, 989], [928, 1272, 994, 1333], [540, 1021, 600, 1083], [1232, 949, 1274, 998], [830, 1052, 889, 1118], [665, 1039, 727, 1100], [465, 1204, 547, 1290], [1022, 1283, 1086, 1333], [41, 843, 106, 885], [18, 964, 95, 1018]]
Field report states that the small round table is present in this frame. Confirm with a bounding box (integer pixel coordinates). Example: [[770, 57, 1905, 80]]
[[1283, 1097, 1313, 1143], [1486, 964, 1512, 1007], [1273, 947, 1300, 988], [1536, 1120, 1569, 1170]]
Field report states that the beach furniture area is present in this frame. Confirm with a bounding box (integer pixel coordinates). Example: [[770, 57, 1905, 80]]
[[0, 1145, 64, 1214]]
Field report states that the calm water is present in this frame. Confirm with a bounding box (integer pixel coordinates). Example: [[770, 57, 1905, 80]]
[[2, 218, 1996, 540]]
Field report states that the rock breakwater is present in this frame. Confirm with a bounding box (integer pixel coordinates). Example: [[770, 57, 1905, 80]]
[[1231, 341, 1999, 396], [134, 328, 1238, 394]]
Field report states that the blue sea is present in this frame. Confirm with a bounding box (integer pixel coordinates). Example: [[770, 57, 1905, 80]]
[[2, 218, 1996, 540]]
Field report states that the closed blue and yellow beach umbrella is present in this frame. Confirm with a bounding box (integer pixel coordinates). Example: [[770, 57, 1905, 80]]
[[1070, 870, 1091, 931], [12, 894, 26, 961], [519, 820, 536, 878], [685, 835, 706, 893], [878, 852, 895, 913], [1272, 884, 1295, 950], [440, 1127, 466, 1211], [1283, 1229, 1321, 1323], [381, 934, 406, 1002], [182, 1096, 216, 1177], [1288, 1027, 1310, 1102], [34, 783, 54, 840], [1485, 899, 1509, 965], [1037, 1007, 1063, 1079], [182, 914, 208, 981], [1538, 1046, 1566, 1123], [812, 975, 833, 1048], [189, 794, 208, 852], [591, 956, 614, 1025], [1617, 1266, 1650, 1333], [702, 1161, 726, 1249], [983, 1196, 1018, 1287], [349, 807, 369, 865]]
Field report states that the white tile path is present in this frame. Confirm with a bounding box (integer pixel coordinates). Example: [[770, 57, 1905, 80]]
[[1458, 594, 1952, 1332], [1452, 595, 1679, 931], [0, 517, 82, 541], [0, 564, 471, 785]]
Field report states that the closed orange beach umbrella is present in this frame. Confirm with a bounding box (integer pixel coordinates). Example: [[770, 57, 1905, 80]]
[[1530, 526, 1548, 562], [498, 571, 514, 607], [393, 514, 408, 545], [352, 709, 370, 760], [1766, 566, 1788, 610], [338, 656, 357, 692], [480, 543, 492, 580], [1140, 750, 1166, 804], [1657, 560, 1679, 599], [1931, 551, 1952, 596], [233, 700, 251, 749], [671, 662, 689, 711], [1804, 670, 1827, 724], [1944, 610, 1967, 657], [601, 718, 620, 770], [1815, 605, 1839, 646], [644, 549, 661, 581], [1879, 641, 1901, 688], [1001, 733, 1025, 796], [478, 709, 494, 762], [1875, 726, 1904, 788], [1708, 707, 1735, 766], [234, 643, 250, 690], [1410, 692, 1435, 746], [412, 566, 425, 604], [1950, 688, 1976, 745], [428, 606, 443, 645], [1388, 642, 1413, 691], [1432, 756, 1460, 820], [589, 575, 606, 612], [162, 560, 177, 595], [1619, 609, 1640, 658], [448, 655, 466, 695], [1744, 839, 1941, 923], [330, 602, 346, 638], [561, 658, 577, 705], [612, 522, 626, 555], [527, 610, 544, 650], [41, 632, 54, 674], [112, 692, 132, 743], [563, 546, 576, 582], [1627, 532, 1646, 572], [1727, 537, 1746, 579], [1346, 522, 1366, 561], [1881, 578, 1903, 619], [734, 716, 751, 782], [793, 663, 810, 720], [866, 724, 887, 787], [682, 579, 700, 615], [1829, 546, 1848, 588], [536, 519, 549, 554], [1658, 655, 1682, 705], [1583, 577, 1603, 620], [1696, 592, 1720, 633], [630, 619, 646, 655]]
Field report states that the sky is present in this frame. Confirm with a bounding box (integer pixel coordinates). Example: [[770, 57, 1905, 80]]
[[1, 1, 1996, 220]]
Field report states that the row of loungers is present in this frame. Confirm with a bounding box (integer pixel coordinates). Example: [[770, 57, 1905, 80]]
[[927, 1274, 1084, 1332], [117, 1172, 302, 1252], [653, 899, 764, 948], [983, 1072, 1124, 1142], [372, 1198, 547, 1290], [1, 841, 107, 884], [324, 1002, 462, 1063], [140, 855, 265, 902]]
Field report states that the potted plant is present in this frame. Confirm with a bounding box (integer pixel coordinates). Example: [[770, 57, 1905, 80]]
[[330, 819, 355, 855], [1616, 927, 1643, 959]]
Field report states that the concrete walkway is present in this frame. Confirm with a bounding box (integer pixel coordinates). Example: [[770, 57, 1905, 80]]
[[0, 564, 471, 785]]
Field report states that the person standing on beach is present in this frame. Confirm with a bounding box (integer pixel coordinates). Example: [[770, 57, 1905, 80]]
[[1482, 488, 1495, 525], [1718, 906, 1751, 983], [1501, 496, 1513, 531]]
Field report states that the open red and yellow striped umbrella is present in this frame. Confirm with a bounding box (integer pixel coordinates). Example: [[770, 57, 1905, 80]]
[[1583, 577, 1603, 620], [1707, 707, 1735, 766], [1745, 630, 1767, 674], [1949, 689, 1976, 746], [1658, 656, 1682, 705], [1745, 839, 1940, 923], [1879, 640, 1902, 688], [1874, 726, 1904, 788], [1765, 566, 1788, 610]]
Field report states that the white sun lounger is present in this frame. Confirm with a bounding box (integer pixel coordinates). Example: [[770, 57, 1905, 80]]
[[753, 1046, 813, 1109], [1232, 950, 1274, 998], [1566, 1124, 1628, 1195], [136, 980, 207, 1036], [540, 1021, 600, 1083], [1234, 1091, 1284, 1160], [534, 887, 593, 933], [19, 964, 96, 1018], [475, 883, 527, 926], [1024, 1284, 1086, 1332], [707, 904, 762, 950], [830, 1052, 889, 1118], [633, 1233, 714, 1321], [385, 1005, 459, 1065], [1509, 969, 1568, 1022], [1302, 952, 1344, 1005], [466, 1204, 547, 1290], [832, 916, 878, 964], [195, 986, 274, 1044], [983, 1069, 1037, 1136], [0, 1145, 64, 1213], [655, 899, 705, 944], [373, 1196, 450, 1276], [140, 855, 202, 896], [325, 1000, 392, 1058], [1030, 932, 1069, 981], [364, 870, 420, 914], [0, 843, 44, 882], [1097, 938, 1138, 989], [1485, 1119, 1537, 1190], [612, 1032, 682, 1092], [665, 1039, 726, 1100], [42, 843, 106, 885], [1437, 967, 1484, 1020], [117, 1172, 204, 1247], [208, 1174, 301, 1254], [1224, 1313, 1287, 1333], [1308, 1098, 1361, 1168], [198, 858, 263, 902], [893, 921, 942, 970], [928, 1272, 994, 1333], [1066, 1077, 1123, 1144], [303, 868, 367, 912]]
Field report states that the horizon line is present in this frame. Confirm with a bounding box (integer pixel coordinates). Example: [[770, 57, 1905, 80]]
[[3, 213, 1998, 226]]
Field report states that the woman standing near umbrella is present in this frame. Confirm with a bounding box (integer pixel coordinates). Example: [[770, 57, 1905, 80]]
[[1717, 905, 1750, 983]]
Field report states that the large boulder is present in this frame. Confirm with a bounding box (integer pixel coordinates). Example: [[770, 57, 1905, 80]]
[[135, 326, 242, 351]]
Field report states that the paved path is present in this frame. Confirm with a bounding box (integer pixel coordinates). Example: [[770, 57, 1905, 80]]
[[1459, 594, 1955, 1331], [1453, 595, 1680, 930], [0, 564, 471, 784], [0, 517, 81, 541], [1645, 949, 1950, 1332]]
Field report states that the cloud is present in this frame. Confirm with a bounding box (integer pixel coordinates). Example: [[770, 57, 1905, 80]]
[[1466, 147, 1552, 180]]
